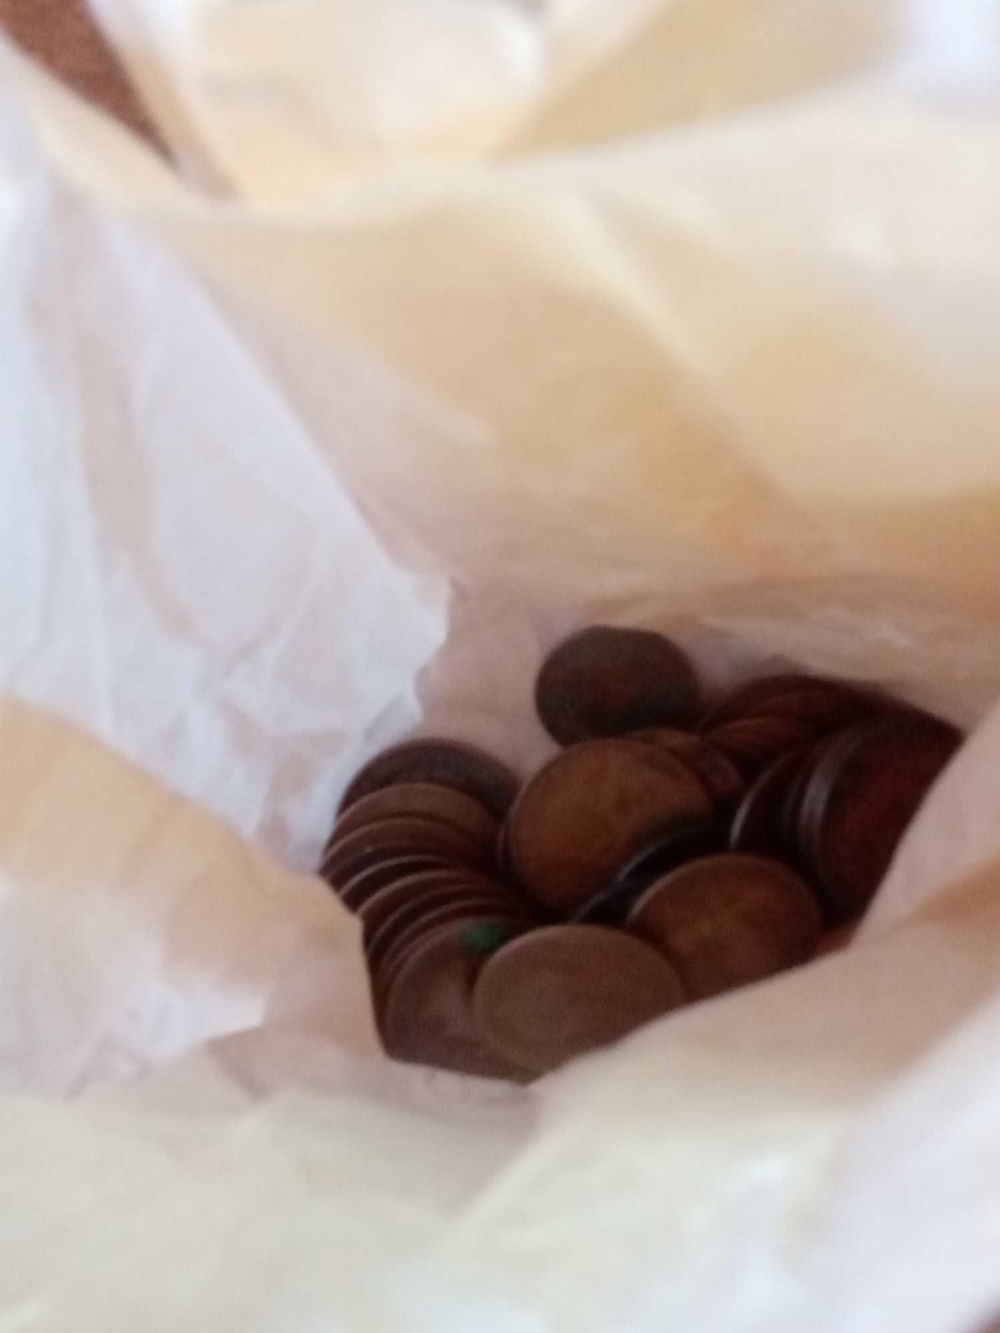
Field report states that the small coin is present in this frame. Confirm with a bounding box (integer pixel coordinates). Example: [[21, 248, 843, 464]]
[[507, 739, 713, 913], [338, 856, 459, 911], [798, 715, 962, 919], [359, 869, 498, 942], [338, 739, 520, 820], [729, 750, 810, 859], [535, 626, 699, 745], [381, 915, 532, 1078], [627, 854, 821, 1000], [706, 715, 819, 778], [327, 782, 499, 854], [473, 925, 687, 1076], [629, 729, 745, 810], [323, 816, 488, 889]]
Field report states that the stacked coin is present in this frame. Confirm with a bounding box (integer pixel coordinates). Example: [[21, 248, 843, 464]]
[[322, 627, 962, 1080]]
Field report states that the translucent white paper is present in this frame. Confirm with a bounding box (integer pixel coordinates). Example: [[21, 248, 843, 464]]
[[2, 3, 1000, 1330]]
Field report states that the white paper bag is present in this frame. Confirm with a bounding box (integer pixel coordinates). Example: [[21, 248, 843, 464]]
[[3, 3, 1000, 1329]]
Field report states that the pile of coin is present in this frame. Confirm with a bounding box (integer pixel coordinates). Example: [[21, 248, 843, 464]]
[[321, 626, 962, 1081]]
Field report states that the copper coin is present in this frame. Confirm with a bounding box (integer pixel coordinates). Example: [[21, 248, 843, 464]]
[[327, 782, 499, 853], [372, 898, 536, 1014], [366, 883, 512, 972], [628, 854, 821, 1000], [535, 626, 699, 745], [629, 728, 745, 810], [507, 739, 713, 913], [706, 715, 819, 778], [729, 749, 811, 859], [573, 818, 727, 928], [699, 674, 819, 730], [339, 738, 520, 820], [798, 715, 961, 919], [323, 816, 488, 888], [359, 869, 498, 941], [473, 925, 686, 1076], [338, 856, 459, 911], [381, 915, 532, 1078]]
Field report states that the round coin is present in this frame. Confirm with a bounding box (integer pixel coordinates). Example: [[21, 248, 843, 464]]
[[473, 925, 686, 1076], [627, 854, 821, 1000], [381, 915, 532, 1078], [507, 739, 713, 913], [535, 626, 699, 745], [323, 816, 488, 889], [338, 856, 459, 911], [798, 715, 961, 919], [699, 674, 819, 730], [735, 680, 887, 732], [339, 739, 520, 820], [327, 782, 499, 854]]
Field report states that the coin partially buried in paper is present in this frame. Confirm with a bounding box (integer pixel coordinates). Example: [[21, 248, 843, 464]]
[[628, 854, 821, 999], [535, 626, 699, 745], [474, 924, 686, 1075], [339, 739, 520, 820]]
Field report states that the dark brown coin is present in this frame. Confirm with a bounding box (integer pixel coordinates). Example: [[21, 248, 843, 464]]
[[706, 715, 819, 778], [473, 925, 687, 1076], [507, 739, 713, 913], [338, 856, 459, 911], [327, 782, 499, 853], [381, 915, 532, 1078], [627, 854, 821, 1000], [535, 626, 699, 745], [729, 750, 811, 859], [339, 738, 520, 820], [798, 715, 962, 919], [359, 869, 498, 941], [323, 816, 488, 889], [699, 674, 819, 730], [630, 728, 745, 810]]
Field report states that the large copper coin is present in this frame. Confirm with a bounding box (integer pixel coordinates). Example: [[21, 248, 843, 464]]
[[381, 915, 531, 1078], [473, 925, 686, 1076], [535, 626, 699, 745], [507, 740, 713, 913], [706, 715, 818, 778], [630, 728, 745, 810], [366, 883, 513, 972], [338, 856, 459, 911], [359, 869, 498, 941], [327, 782, 499, 853], [798, 715, 961, 918], [323, 816, 488, 889], [729, 750, 811, 859], [339, 739, 519, 820], [628, 854, 821, 1000], [570, 820, 728, 929]]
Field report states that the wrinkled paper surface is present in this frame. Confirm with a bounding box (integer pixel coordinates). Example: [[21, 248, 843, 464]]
[[2, 2, 1000, 1329]]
